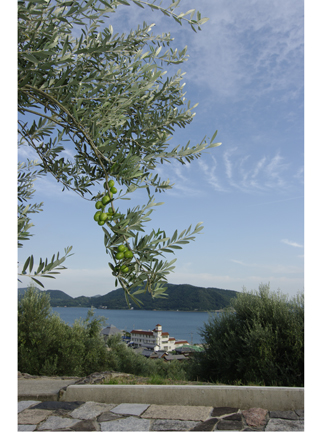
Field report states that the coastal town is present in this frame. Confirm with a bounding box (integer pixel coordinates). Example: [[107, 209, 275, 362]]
[[100, 323, 204, 361]]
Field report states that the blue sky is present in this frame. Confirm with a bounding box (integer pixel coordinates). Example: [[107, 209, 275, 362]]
[[16, 0, 305, 299]]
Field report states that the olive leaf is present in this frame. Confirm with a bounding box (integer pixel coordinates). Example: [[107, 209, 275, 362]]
[[18, 0, 221, 302]]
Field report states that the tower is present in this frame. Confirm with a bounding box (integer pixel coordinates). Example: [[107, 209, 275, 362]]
[[153, 324, 162, 349]]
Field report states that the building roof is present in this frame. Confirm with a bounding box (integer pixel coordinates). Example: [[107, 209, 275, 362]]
[[130, 329, 169, 336], [130, 330, 153, 335], [174, 340, 189, 345], [138, 343, 156, 348], [141, 349, 155, 357], [175, 345, 205, 353], [164, 354, 188, 361], [100, 325, 123, 336]]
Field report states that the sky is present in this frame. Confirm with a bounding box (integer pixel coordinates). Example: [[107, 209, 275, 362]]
[[15, 0, 306, 299]]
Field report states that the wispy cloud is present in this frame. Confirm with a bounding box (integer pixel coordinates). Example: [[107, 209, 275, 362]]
[[281, 239, 303, 248], [106, 0, 303, 103], [230, 259, 249, 266], [230, 258, 303, 276], [246, 196, 303, 207], [198, 157, 227, 192], [200, 148, 300, 194], [264, 153, 290, 188], [223, 149, 234, 180], [18, 144, 39, 162], [153, 162, 203, 197], [186, 0, 303, 102], [33, 175, 77, 199], [168, 269, 303, 296], [294, 167, 304, 184]]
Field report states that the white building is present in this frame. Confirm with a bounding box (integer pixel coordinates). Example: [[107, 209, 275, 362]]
[[130, 324, 189, 352]]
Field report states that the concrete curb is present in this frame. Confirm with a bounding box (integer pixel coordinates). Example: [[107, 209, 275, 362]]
[[18, 378, 80, 402], [62, 384, 304, 411]]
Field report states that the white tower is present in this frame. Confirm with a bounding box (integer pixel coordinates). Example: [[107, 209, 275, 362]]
[[153, 324, 162, 350]]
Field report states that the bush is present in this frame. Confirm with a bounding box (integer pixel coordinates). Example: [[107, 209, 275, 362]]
[[190, 284, 304, 386], [18, 287, 190, 380], [105, 334, 189, 380], [18, 286, 109, 376]]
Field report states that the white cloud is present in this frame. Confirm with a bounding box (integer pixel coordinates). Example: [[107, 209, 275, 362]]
[[294, 167, 304, 183], [200, 148, 299, 194], [281, 239, 303, 248], [264, 153, 290, 188], [32, 175, 77, 199], [230, 258, 303, 275], [20, 267, 117, 297], [104, 0, 302, 103], [187, 0, 303, 101], [197, 157, 227, 192], [231, 259, 249, 266], [251, 156, 267, 179], [168, 269, 303, 296], [223, 149, 234, 180], [18, 144, 39, 162]]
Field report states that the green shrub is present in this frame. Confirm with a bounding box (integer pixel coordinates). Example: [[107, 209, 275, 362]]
[[18, 287, 192, 381], [104, 334, 189, 380], [190, 284, 304, 386], [18, 286, 109, 376]]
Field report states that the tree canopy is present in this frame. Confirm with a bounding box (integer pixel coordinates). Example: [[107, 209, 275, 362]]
[[18, 0, 221, 306]]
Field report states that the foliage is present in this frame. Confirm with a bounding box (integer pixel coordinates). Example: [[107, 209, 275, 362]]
[[18, 286, 190, 378], [105, 334, 189, 380], [18, 286, 109, 376], [190, 284, 304, 386], [18, 0, 221, 304], [17, 159, 74, 288]]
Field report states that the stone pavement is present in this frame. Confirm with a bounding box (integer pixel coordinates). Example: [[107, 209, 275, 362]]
[[18, 400, 305, 431]]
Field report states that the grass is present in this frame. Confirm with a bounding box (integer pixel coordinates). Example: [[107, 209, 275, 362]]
[[102, 373, 225, 386], [101, 373, 269, 386]]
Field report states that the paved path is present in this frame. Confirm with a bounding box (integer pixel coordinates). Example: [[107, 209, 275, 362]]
[[18, 375, 304, 431], [18, 400, 304, 431]]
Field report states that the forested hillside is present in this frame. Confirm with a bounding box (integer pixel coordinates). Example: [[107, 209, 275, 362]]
[[18, 284, 238, 311]]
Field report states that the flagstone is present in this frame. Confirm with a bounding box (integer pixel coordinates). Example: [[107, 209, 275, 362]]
[[269, 410, 299, 420], [265, 418, 304, 431], [141, 404, 213, 421], [110, 403, 150, 416], [18, 401, 40, 414], [70, 401, 115, 420], [151, 419, 200, 431], [18, 409, 52, 425], [37, 415, 80, 430], [100, 416, 151, 431], [18, 425, 37, 431], [211, 407, 239, 417], [30, 400, 84, 411]]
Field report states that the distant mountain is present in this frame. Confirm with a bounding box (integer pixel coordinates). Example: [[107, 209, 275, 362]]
[[18, 288, 74, 306], [18, 283, 238, 311], [18, 286, 40, 297], [92, 284, 238, 311]]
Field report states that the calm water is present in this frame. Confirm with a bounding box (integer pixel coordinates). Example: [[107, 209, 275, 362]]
[[52, 307, 218, 344]]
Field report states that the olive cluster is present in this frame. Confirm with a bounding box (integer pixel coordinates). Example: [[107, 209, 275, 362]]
[[93, 180, 134, 275], [114, 244, 134, 274], [93, 180, 118, 226]]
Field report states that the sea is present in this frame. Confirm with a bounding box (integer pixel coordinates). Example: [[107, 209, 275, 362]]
[[52, 307, 219, 345]]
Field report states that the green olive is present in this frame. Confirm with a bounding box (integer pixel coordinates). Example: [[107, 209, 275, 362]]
[[95, 201, 104, 209], [94, 211, 102, 222]]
